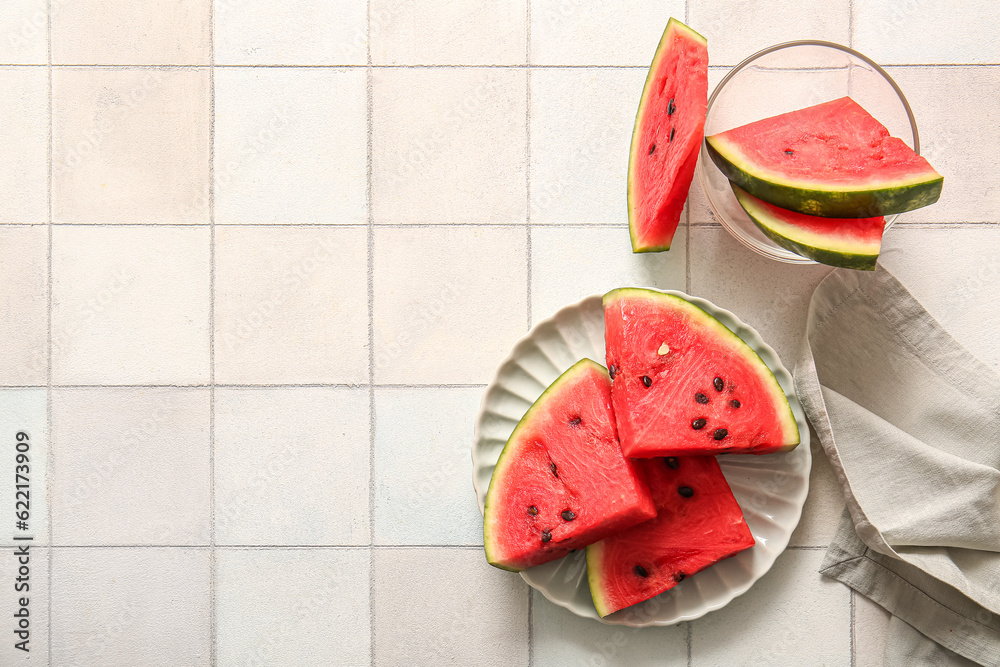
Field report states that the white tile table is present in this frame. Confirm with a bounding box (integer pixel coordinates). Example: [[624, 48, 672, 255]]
[[0, 0, 996, 664]]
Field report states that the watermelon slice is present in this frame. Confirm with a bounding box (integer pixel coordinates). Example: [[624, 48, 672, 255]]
[[603, 288, 799, 457], [627, 18, 708, 253], [705, 96, 943, 218], [733, 184, 885, 271], [483, 358, 656, 572], [587, 456, 755, 617]]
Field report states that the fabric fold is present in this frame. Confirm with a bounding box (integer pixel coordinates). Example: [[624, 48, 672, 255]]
[[794, 265, 1000, 666]]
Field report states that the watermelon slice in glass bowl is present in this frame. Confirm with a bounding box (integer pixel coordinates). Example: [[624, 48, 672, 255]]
[[696, 40, 922, 265], [472, 290, 811, 626]]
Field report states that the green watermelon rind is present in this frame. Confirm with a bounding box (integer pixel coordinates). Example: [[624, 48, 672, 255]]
[[585, 540, 615, 617], [482, 358, 608, 572], [732, 185, 881, 271], [603, 287, 800, 452], [627, 18, 707, 253], [705, 134, 943, 218]]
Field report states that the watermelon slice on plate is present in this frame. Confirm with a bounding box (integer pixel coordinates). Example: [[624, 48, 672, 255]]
[[604, 288, 799, 457], [587, 456, 755, 617], [732, 184, 885, 270], [483, 359, 656, 572], [628, 18, 708, 253], [705, 96, 942, 218]]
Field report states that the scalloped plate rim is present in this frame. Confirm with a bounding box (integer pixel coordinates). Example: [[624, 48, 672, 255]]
[[472, 288, 811, 626]]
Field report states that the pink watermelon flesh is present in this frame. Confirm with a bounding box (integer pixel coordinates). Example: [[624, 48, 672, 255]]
[[483, 359, 656, 572], [587, 456, 755, 617], [628, 18, 708, 252], [733, 184, 886, 271], [603, 288, 799, 457], [706, 96, 942, 217]]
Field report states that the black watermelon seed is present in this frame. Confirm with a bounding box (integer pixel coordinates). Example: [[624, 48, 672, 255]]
[[541, 530, 552, 543], [608, 364, 617, 380], [569, 416, 582, 427], [695, 392, 709, 404], [713, 428, 728, 441], [692, 418, 707, 430], [649, 143, 656, 155], [634, 565, 649, 578], [528, 505, 538, 515], [675, 572, 686, 582], [669, 127, 676, 142], [561, 510, 576, 521], [678, 486, 694, 498], [642, 375, 652, 388], [713, 377, 724, 392], [730, 399, 741, 408], [550, 462, 558, 477], [667, 98, 676, 115], [664, 457, 679, 469], [784, 149, 794, 155]]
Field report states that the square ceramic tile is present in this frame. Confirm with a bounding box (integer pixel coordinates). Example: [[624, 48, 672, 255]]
[[213, 226, 368, 385], [0, 546, 48, 664], [530, 225, 687, 324], [51, 0, 211, 65], [50, 548, 211, 666], [0, 227, 48, 385], [51, 226, 211, 385], [530, 0, 684, 66], [854, 592, 891, 667], [883, 67, 1000, 224], [690, 549, 850, 665], [373, 548, 529, 666], [372, 68, 527, 224], [788, 433, 846, 547], [214, 68, 367, 224], [215, 0, 367, 65], [689, 0, 850, 66], [374, 388, 483, 545], [214, 388, 369, 545], [0, 68, 47, 224], [0, 0, 47, 64], [52, 68, 211, 224], [51, 388, 210, 545], [0, 389, 47, 547], [531, 68, 646, 224], [688, 226, 832, 366], [216, 548, 370, 666], [878, 226, 1000, 371], [373, 226, 527, 384], [370, 0, 525, 65], [531, 591, 687, 666], [854, 0, 1000, 64]]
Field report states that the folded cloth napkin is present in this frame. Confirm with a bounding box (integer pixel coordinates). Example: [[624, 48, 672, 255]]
[[793, 265, 1000, 666]]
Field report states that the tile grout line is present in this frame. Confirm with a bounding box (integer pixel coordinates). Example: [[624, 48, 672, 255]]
[[525, 3, 532, 333], [3, 220, 1000, 228], [7, 62, 1000, 69], [686, 622, 692, 667], [45, 0, 53, 663], [208, 0, 217, 663], [850, 589, 856, 667], [366, 2, 376, 665], [526, 4, 534, 664], [685, 208, 691, 294], [848, 0, 854, 49]]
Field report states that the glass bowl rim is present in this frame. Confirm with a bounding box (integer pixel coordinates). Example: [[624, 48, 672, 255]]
[[708, 39, 920, 152], [700, 39, 921, 265]]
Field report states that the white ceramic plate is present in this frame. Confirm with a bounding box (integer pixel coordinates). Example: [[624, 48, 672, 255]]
[[472, 290, 811, 626]]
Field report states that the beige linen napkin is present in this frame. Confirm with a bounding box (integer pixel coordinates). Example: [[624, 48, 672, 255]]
[[794, 265, 1000, 666]]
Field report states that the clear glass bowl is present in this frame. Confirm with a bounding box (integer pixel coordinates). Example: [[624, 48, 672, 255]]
[[696, 41, 921, 264]]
